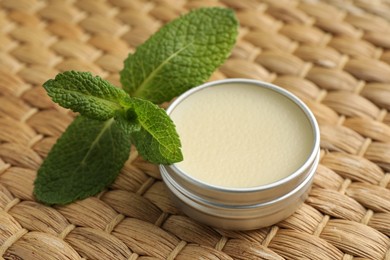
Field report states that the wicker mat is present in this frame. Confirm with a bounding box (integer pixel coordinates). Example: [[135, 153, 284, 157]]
[[1, 0, 390, 259]]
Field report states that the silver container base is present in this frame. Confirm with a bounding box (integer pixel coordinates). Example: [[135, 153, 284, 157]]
[[161, 151, 319, 230]]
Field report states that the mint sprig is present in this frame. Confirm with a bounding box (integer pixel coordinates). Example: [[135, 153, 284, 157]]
[[35, 72, 183, 204], [34, 7, 238, 205]]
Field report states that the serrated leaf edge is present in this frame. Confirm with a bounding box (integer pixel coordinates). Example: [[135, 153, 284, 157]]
[[45, 86, 124, 112]]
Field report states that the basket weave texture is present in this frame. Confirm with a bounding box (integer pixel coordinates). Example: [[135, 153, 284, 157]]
[[1, 0, 390, 259]]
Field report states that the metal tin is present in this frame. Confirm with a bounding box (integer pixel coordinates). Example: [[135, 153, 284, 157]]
[[160, 79, 320, 230]]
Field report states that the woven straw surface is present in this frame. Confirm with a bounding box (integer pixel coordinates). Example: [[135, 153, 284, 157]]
[[1, 0, 390, 259]]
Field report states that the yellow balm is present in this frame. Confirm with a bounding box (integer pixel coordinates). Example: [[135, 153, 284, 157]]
[[170, 82, 314, 188]]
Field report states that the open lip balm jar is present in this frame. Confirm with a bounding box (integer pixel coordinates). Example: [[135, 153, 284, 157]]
[[160, 79, 320, 230]]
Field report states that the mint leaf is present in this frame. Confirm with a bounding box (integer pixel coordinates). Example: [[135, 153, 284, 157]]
[[120, 7, 238, 104], [34, 116, 133, 205], [129, 98, 182, 164], [44, 71, 131, 120], [35, 7, 238, 205]]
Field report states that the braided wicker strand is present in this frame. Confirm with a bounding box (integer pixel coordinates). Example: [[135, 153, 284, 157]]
[[1, 0, 390, 259]]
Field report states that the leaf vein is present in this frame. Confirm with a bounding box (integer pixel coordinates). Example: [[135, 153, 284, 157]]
[[81, 118, 115, 164], [133, 43, 192, 97]]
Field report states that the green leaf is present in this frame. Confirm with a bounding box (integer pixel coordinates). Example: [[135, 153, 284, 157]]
[[44, 71, 131, 120], [129, 98, 182, 164], [34, 116, 133, 205], [120, 7, 238, 104]]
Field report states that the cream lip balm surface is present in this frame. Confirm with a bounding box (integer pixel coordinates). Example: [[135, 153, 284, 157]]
[[170, 82, 314, 188]]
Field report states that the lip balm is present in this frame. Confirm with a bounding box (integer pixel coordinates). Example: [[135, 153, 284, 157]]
[[160, 79, 320, 230]]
